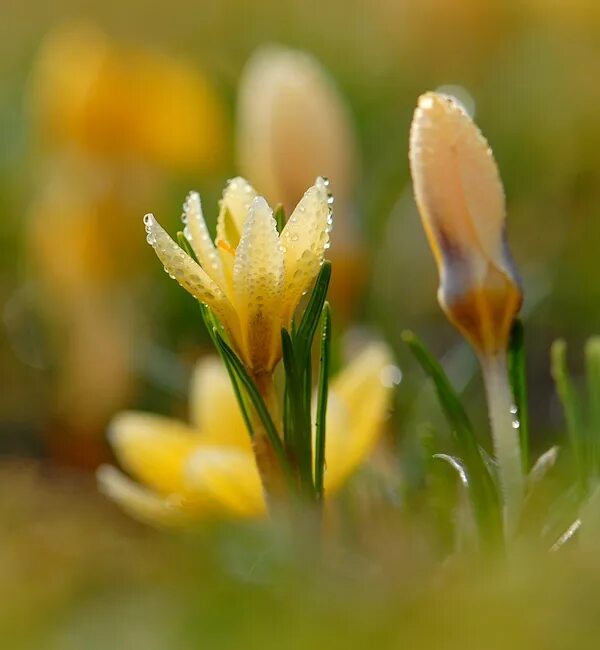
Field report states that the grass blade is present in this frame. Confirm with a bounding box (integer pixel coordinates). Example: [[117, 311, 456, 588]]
[[214, 331, 292, 483], [402, 330, 502, 548], [585, 337, 600, 476], [551, 339, 588, 489], [296, 262, 332, 350], [314, 303, 331, 501], [508, 320, 530, 472]]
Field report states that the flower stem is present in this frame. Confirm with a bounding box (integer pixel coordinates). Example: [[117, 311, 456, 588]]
[[251, 372, 288, 502], [480, 352, 524, 535]]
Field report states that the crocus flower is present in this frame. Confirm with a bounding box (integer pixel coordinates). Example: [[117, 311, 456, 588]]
[[409, 91, 524, 529], [409, 92, 522, 358], [144, 176, 332, 376], [98, 345, 394, 527], [236, 46, 365, 319], [29, 22, 226, 171]]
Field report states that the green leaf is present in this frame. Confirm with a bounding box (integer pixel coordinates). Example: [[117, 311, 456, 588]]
[[402, 330, 502, 549], [551, 339, 588, 490], [274, 203, 286, 234], [314, 302, 331, 502], [296, 262, 332, 351], [199, 305, 254, 437], [585, 337, 600, 476], [177, 231, 198, 263], [508, 320, 530, 472]]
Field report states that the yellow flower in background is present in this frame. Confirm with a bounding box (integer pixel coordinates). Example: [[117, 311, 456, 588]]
[[144, 176, 332, 375], [98, 344, 393, 527], [29, 23, 226, 171], [236, 46, 365, 318], [237, 46, 357, 216], [409, 92, 522, 357]]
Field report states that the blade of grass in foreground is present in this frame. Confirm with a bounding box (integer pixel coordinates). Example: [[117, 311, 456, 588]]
[[585, 337, 600, 477], [402, 331, 503, 549], [508, 320, 530, 472], [551, 340, 587, 490], [314, 303, 331, 502]]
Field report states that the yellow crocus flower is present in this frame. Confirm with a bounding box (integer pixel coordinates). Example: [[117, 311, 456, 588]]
[[98, 345, 394, 527], [144, 176, 332, 376], [409, 92, 522, 358], [29, 22, 226, 172]]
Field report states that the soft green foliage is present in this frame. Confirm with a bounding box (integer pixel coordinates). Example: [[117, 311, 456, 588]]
[[280, 263, 332, 500], [402, 330, 502, 550], [508, 320, 530, 471]]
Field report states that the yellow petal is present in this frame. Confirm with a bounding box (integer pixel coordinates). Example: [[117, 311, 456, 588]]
[[216, 177, 257, 249], [233, 196, 284, 372], [409, 92, 522, 355], [280, 177, 332, 319], [185, 447, 266, 517], [189, 356, 252, 450], [236, 46, 358, 214], [409, 92, 511, 280], [144, 213, 238, 332], [323, 343, 394, 492], [97, 465, 199, 528], [182, 191, 225, 288], [108, 411, 198, 494]]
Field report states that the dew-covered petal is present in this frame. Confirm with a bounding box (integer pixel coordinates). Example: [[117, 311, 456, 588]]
[[280, 177, 332, 319], [97, 465, 199, 528], [182, 191, 225, 288], [233, 196, 284, 372], [409, 92, 510, 280], [409, 92, 522, 355], [216, 177, 257, 249], [144, 213, 237, 330], [185, 447, 266, 518], [108, 411, 199, 495], [320, 343, 394, 493], [189, 356, 252, 450]]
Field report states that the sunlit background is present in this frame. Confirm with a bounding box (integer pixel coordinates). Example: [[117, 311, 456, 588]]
[[2, 0, 600, 646]]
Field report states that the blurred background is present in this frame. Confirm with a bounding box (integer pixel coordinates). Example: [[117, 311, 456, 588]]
[[1, 0, 600, 646]]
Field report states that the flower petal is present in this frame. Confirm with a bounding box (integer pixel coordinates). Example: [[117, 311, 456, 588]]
[[185, 447, 265, 517], [409, 92, 522, 355], [189, 356, 252, 450], [108, 411, 198, 494], [233, 196, 284, 372], [216, 177, 257, 248], [322, 343, 394, 492], [144, 213, 237, 330], [280, 177, 332, 318], [237, 47, 358, 214], [409, 92, 509, 278], [182, 191, 225, 287], [97, 465, 199, 528]]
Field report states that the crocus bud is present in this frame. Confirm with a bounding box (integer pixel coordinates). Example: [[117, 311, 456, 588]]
[[237, 46, 357, 217], [409, 92, 522, 357]]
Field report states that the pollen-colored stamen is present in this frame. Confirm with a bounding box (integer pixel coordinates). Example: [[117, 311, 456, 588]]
[[217, 239, 236, 256]]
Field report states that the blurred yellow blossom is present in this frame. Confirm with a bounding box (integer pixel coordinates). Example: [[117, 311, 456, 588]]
[[144, 176, 332, 376], [25, 23, 227, 464], [98, 344, 393, 526], [236, 46, 365, 317], [29, 23, 227, 171], [409, 92, 522, 358]]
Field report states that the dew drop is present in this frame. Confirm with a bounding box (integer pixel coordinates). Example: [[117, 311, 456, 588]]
[[379, 364, 402, 388]]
